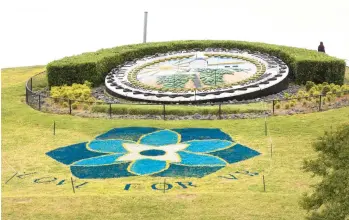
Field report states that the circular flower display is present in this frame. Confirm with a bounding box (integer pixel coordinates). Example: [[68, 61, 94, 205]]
[[46, 127, 260, 179]]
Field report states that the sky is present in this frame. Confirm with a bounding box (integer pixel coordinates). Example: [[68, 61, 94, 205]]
[[1, 0, 349, 68]]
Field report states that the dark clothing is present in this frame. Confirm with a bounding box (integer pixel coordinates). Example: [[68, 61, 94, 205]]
[[318, 44, 325, 53]]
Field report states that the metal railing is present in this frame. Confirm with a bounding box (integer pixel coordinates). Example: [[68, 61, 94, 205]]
[[25, 72, 349, 120]]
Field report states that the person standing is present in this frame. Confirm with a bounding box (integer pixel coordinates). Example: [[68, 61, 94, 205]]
[[318, 42, 325, 53]]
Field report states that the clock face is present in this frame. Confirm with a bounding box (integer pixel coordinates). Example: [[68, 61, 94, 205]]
[[135, 54, 258, 89], [105, 50, 289, 103]]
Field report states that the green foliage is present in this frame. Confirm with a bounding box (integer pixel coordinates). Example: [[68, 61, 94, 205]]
[[50, 81, 96, 109], [275, 103, 281, 109], [91, 103, 267, 116], [306, 81, 316, 91], [290, 100, 296, 107], [50, 81, 94, 102], [322, 85, 331, 95], [62, 101, 69, 108], [284, 103, 290, 109], [46, 40, 346, 87], [82, 104, 89, 110], [198, 68, 226, 86], [301, 125, 349, 220], [157, 74, 194, 89], [284, 92, 290, 99], [71, 102, 78, 109]]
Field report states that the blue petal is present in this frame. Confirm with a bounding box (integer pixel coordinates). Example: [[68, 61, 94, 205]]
[[172, 128, 233, 142], [139, 130, 179, 146], [184, 140, 234, 153], [95, 127, 160, 141], [210, 144, 261, 163], [71, 162, 134, 179], [175, 151, 227, 166], [73, 154, 125, 166], [88, 140, 134, 153], [46, 142, 107, 165], [129, 159, 168, 175], [153, 164, 224, 178]]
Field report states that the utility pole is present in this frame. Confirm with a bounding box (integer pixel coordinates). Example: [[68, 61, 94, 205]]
[[143, 11, 148, 43]]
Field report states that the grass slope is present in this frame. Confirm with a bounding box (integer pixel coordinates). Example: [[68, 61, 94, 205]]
[[2, 66, 349, 220]]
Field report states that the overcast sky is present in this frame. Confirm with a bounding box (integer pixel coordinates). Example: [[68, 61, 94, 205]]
[[1, 0, 348, 68]]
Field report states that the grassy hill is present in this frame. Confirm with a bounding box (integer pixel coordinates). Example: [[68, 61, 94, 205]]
[[2, 66, 349, 220]]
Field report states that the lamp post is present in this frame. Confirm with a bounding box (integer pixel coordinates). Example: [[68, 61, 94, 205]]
[[143, 11, 148, 43]]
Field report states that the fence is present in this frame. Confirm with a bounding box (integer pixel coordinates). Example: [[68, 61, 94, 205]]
[[25, 72, 349, 120]]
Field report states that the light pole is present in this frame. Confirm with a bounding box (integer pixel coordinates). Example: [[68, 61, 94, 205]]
[[143, 11, 148, 43]]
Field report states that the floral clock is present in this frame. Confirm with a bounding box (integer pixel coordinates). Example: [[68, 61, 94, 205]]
[[46, 127, 260, 179]]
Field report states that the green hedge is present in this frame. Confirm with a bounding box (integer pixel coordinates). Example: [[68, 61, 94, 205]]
[[47, 40, 346, 87], [91, 103, 268, 116]]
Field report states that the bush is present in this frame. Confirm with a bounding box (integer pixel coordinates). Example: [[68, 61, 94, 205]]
[[46, 40, 346, 87], [284, 103, 290, 109], [82, 104, 89, 110], [321, 85, 331, 95], [306, 81, 316, 91], [71, 102, 78, 109], [62, 102, 69, 108], [275, 103, 281, 109], [308, 87, 317, 96], [50, 81, 96, 105], [91, 103, 266, 116]]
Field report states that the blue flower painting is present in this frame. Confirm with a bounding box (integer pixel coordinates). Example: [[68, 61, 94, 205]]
[[46, 127, 260, 179]]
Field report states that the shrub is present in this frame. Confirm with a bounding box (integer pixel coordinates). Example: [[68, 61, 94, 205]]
[[72, 102, 78, 109], [275, 103, 281, 109], [336, 91, 343, 97], [46, 40, 346, 87], [308, 87, 318, 96], [284, 103, 290, 109], [82, 104, 89, 110], [341, 85, 349, 95], [62, 102, 69, 108], [326, 95, 333, 102], [50, 81, 96, 104], [91, 104, 266, 116], [331, 85, 341, 94], [321, 85, 331, 95], [284, 92, 290, 99], [306, 81, 316, 91]]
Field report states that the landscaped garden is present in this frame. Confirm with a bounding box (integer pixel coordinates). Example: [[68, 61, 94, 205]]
[[2, 39, 349, 219], [2, 65, 349, 219]]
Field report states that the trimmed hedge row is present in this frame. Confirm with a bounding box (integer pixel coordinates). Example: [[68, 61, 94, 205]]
[[47, 40, 346, 87], [91, 103, 267, 116]]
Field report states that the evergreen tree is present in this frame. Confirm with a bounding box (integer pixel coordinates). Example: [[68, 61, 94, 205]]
[[301, 124, 349, 220]]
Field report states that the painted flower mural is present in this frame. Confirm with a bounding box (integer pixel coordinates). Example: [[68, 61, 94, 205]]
[[46, 127, 260, 179]]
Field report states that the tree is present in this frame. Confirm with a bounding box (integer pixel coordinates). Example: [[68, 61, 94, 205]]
[[301, 124, 349, 220]]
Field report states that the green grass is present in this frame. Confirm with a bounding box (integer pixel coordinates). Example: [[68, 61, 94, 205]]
[[2, 66, 349, 220]]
